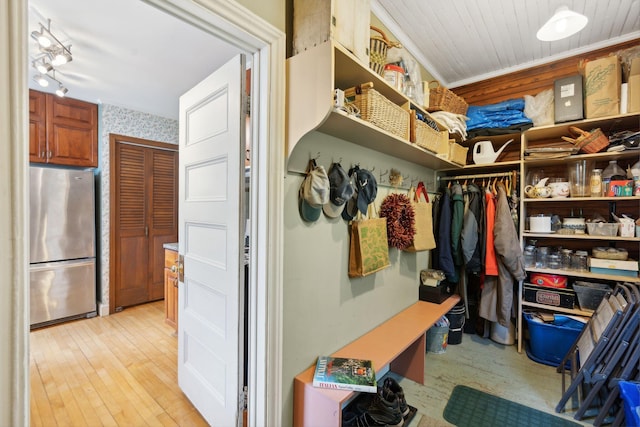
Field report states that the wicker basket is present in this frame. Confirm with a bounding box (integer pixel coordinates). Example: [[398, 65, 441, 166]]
[[448, 141, 469, 166], [561, 126, 609, 154], [410, 110, 448, 154], [427, 81, 468, 115], [369, 26, 401, 76], [345, 82, 409, 140]]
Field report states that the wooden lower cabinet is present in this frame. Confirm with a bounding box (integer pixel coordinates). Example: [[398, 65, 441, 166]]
[[164, 248, 178, 331]]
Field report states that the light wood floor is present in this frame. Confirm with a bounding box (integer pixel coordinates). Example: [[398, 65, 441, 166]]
[[400, 332, 590, 426], [32, 303, 590, 427], [30, 301, 207, 427]]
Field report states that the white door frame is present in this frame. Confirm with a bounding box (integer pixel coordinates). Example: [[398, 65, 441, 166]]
[[1, 0, 285, 426]]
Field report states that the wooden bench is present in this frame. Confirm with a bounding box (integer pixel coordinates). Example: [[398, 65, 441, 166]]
[[293, 295, 461, 426]]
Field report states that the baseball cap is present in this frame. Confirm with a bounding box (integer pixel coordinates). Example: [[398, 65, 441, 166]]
[[299, 160, 330, 222], [354, 168, 378, 214], [323, 163, 355, 218]]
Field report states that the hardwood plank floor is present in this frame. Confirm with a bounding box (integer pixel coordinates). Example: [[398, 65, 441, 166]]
[[30, 301, 208, 427], [398, 332, 591, 426]]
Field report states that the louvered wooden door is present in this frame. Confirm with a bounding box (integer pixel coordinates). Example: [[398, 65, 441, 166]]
[[111, 135, 178, 311]]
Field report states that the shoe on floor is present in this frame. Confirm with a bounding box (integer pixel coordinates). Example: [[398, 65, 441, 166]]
[[382, 377, 409, 418], [344, 386, 404, 427]]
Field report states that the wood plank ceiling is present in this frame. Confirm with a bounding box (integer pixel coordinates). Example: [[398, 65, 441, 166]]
[[373, 0, 640, 88]]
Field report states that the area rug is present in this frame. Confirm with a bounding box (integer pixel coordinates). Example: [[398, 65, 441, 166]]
[[443, 385, 582, 427]]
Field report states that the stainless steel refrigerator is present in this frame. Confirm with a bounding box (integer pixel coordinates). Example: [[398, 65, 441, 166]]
[[30, 166, 97, 328]]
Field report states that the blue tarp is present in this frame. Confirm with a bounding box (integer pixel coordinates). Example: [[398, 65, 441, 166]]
[[466, 98, 532, 131]]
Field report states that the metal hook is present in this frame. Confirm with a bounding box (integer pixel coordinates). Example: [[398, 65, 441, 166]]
[[311, 151, 321, 161]]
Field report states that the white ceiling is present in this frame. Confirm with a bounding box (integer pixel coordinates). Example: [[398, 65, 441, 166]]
[[373, 0, 640, 88], [28, 1, 640, 120], [28, 0, 243, 119]]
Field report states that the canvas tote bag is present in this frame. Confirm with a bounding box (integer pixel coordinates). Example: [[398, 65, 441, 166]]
[[348, 205, 390, 277], [404, 182, 436, 252]]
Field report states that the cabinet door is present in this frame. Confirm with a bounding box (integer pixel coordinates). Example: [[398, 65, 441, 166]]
[[164, 267, 178, 330], [29, 90, 47, 163], [46, 94, 98, 167]]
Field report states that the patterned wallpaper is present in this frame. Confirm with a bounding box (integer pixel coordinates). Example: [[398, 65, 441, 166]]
[[98, 104, 178, 314]]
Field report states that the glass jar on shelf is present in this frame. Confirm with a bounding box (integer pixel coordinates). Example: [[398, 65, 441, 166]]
[[524, 244, 536, 268], [560, 249, 573, 270], [571, 250, 588, 271]]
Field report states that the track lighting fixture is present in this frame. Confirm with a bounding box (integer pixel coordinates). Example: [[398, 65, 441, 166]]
[[30, 18, 73, 97]]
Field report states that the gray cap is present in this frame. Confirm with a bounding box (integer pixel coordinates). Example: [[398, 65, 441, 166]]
[[299, 160, 330, 222], [323, 163, 355, 218]]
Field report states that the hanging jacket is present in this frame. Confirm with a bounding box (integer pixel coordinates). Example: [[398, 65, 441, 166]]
[[484, 188, 498, 276], [437, 188, 457, 283], [431, 193, 442, 270], [450, 183, 464, 267], [479, 183, 526, 326], [461, 183, 482, 273]]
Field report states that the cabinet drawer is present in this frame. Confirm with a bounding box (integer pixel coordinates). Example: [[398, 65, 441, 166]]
[[164, 249, 178, 268]]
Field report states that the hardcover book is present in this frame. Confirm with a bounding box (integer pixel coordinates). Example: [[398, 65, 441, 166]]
[[312, 356, 377, 393]]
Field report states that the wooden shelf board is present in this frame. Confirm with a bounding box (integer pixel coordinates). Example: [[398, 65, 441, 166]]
[[523, 196, 640, 202], [440, 160, 521, 173], [522, 301, 593, 317], [525, 267, 640, 283], [523, 232, 640, 242], [317, 111, 461, 170]]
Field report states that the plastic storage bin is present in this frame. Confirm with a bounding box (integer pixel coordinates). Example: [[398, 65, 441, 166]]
[[524, 313, 585, 367], [573, 281, 611, 311], [618, 381, 640, 427], [586, 222, 619, 236]]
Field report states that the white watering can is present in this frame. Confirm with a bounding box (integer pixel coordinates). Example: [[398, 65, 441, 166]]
[[472, 138, 514, 165]]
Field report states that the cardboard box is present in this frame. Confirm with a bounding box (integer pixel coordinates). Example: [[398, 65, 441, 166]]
[[584, 55, 621, 118], [524, 283, 575, 309], [554, 75, 584, 123], [628, 57, 640, 113], [589, 257, 639, 271]]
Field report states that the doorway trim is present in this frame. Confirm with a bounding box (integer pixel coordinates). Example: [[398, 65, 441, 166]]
[[4, 0, 285, 425]]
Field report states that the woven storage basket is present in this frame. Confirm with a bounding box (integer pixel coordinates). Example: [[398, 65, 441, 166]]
[[448, 141, 469, 166], [410, 110, 448, 154], [561, 126, 609, 154], [345, 82, 409, 140], [369, 26, 401, 76], [427, 81, 468, 115]]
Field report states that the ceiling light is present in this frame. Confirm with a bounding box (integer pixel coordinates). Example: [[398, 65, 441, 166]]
[[34, 59, 53, 74], [34, 74, 49, 87], [31, 29, 52, 48], [51, 50, 72, 66], [55, 84, 68, 97], [537, 6, 588, 41]]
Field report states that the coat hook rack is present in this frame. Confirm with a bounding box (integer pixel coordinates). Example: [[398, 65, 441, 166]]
[[379, 169, 389, 183]]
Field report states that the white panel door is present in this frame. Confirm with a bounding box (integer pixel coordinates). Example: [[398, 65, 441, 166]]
[[178, 54, 246, 427]]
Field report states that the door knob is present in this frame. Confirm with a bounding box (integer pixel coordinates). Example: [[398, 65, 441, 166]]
[[171, 265, 177, 273]]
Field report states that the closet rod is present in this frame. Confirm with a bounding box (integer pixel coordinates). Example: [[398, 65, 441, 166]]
[[438, 170, 518, 181]]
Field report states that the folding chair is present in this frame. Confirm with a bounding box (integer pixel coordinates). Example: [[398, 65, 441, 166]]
[[555, 284, 637, 415]]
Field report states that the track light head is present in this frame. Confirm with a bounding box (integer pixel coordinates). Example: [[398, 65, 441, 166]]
[[34, 74, 49, 87], [34, 60, 53, 74], [56, 85, 68, 97]]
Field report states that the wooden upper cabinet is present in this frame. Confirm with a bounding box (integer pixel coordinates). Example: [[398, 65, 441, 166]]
[[29, 90, 47, 162], [29, 89, 98, 167]]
